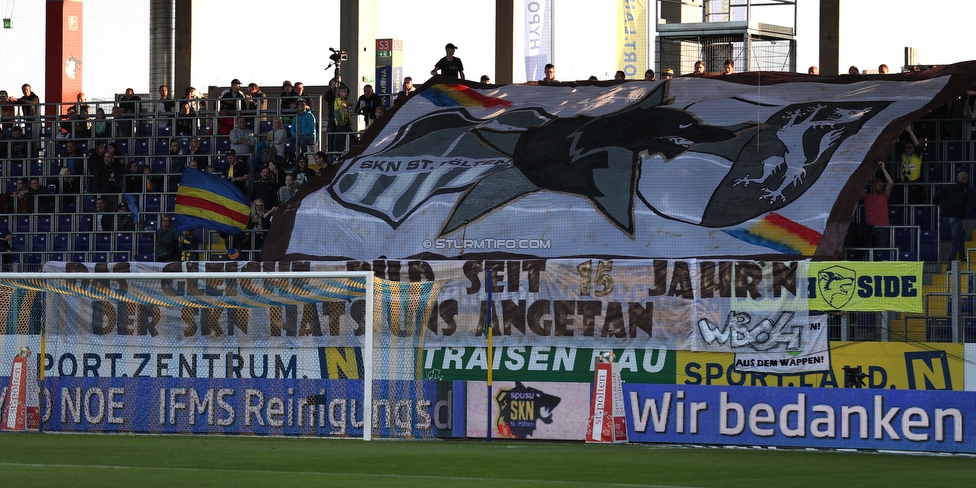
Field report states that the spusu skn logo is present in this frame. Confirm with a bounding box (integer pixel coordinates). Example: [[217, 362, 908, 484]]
[[494, 382, 561, 439]]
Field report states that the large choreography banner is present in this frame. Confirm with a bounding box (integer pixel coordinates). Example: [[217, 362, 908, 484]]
[[266, 63, 976, 262], [36, 259, 825, 352]]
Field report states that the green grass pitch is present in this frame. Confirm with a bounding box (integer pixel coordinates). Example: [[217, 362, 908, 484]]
[[0, 434, 974, 487]]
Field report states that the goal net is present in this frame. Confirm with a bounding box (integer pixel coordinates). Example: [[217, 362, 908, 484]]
[[0, 269, 444, 440]]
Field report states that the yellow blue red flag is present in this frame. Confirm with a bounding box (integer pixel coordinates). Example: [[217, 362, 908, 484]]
[[175, 168, 250, 235]]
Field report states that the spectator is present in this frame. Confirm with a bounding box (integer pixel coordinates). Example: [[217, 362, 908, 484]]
[[373, 106, 386, 124], [116, 201, 135, 231], [250, 166, 279, 207], [188, 136, 209, 173], [277, 173, 298, 204], [292, 156, 316, 186], [614, 70, 626, 81], [219, 79, 246, 135], [0, 231, 12, 271], [293, 99, 318, 155], [9, 178, 28, 213], [662, 68, 674, 80], [431, 43, 464, 79], [848, 66, 860, 75], [539, 64, 558, 84], [62, 140, 85, 194], [9, 126, 32, 160], [878, 64, 889, 74], [247, 82, 268, 115], [124, 160, 143, 193], [143, 165, 159, 192], [643, 69, 656, 81], [395, 77, 415, 103], [932, 172, 976, 262], [859, 161, 894, 249], [182, 86, 201, 116], [73, 93, 92, 138], [11, 83, 39, 120], [95, 197, 112, 231], [723, 59, 735, 75], [154, 215, 178, 261], [119, 87, 141, 115], [280, 81, 297, 115], [246, 199, 273, 252], [480, 75, 491, 84], [324, 77, 348, 128], [693, 61, 706, 75], [169, 138, 186, 173], [898, 126, 924, 204], [0, 90, 14, 129], [222, 149, 250, 195], [268, 116, 288, 163], [92, 152, 120, 196], [111, 105, 131, 138], [354, 84, 383, 127], [230, 116, 255, 165], [807, 66, 819, 75], [176, 101, 195, 136], [92, 107, 111, 139], [267, 159, 283, 185], [156, 85, 176, 128], [27, 177, 54, 213], [293, 82, 313, 110], [179, 229, 200, 261]]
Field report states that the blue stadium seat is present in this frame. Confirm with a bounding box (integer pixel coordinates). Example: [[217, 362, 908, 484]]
[[159, 126, 172, 137], [137, 123, 153, 136], [35, 216, 51, 232], [151, 158, 166, 173], [926, 163, 946, 183], [154, 139, 170, 155], [112, 252, 131, 262], [115, 140, 129, 155], [145, 195, 162, 212], [52, 234, 69, 251], [78, 215, 93, 232], [920, 243, 939, 262], [62, 198, 77, 213], [15, 216, 30, 233], [945, 142, 966, 162], [216, 138, 231, 152], [46, 253, 64, 262], [888, 207, 904, 225], [70, 253, 86, 263], [56, 215, 72, 232], [11, 235, 26, 252], [94, 234, 112, 251], [82, 195, 97, 212], [30, 234, 47, 252], [899, 251, 918, 261], [135, 253, 154, 262], [74, 234, 90, 251], [165, 195, 177, 212], [26, 253, 43, 266], [259, 120, 273, 133], [116, 234, 133, 251], [200, 138, 212, 152], [134, 140, 150, 155], [138, 234, 154, 254], [28, 162, 44, 176], [8, 161, 24, 176], [89, 252, 108, 263]]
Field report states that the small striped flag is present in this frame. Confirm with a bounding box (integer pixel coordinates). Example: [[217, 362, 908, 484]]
[[175, 168, 250, 235]]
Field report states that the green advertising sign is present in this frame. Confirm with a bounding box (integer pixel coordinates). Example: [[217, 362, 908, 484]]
[[422, 347, 676, 384]]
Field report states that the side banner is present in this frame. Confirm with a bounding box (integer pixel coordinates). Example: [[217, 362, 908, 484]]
[[466, 381, 590, 440], [524, 0, 552, 82], [616, 0, 647, 78], [678, 342, 965, 390], [423, 347, 676, 384], [40, 377, 459, 437], [625, 384, 976, 453], [808, 261, 922, 313]]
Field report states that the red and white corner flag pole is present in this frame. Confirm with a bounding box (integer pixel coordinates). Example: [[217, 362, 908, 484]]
[[485, 268, 493, 442]]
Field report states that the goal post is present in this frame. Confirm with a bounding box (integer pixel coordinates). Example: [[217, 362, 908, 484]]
[[0, 270, 444, 440]]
